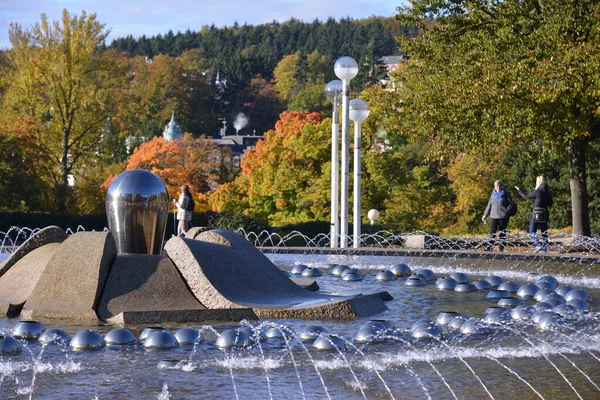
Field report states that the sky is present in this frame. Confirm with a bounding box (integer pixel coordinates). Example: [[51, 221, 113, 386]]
[[0, 0, 404, 50]]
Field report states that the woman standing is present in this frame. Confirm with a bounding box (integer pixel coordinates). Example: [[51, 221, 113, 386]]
[[174, 184, 193, 237], [482, 180, 515, 252], [516, 176, 553, 252]]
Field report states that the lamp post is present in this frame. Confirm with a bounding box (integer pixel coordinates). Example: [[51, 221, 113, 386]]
[[368, 209, 380, 225], [325, 80, 343, 248], [349, 98, 370, 248], [334, 56, 358, 248]]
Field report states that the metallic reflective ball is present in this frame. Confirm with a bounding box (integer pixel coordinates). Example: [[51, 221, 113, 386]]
[[448, 315, 468, 330], [473, 280, 493, 290], [390, 263, 411, 276], [487, 290, 511, 300], [565, 289, 591, 302], [239, 326, 267, 342], [354, 325, 384, 343], [299, 325, 329, 341], [364, 319, 395, 331], [174, 328, 204, 345], [12, 320, 45, 340], [38, 328, 71, 345], [449, 272, 469, 284], [454, 283, 477, 292], [485, 276, 504, 288], [70, 330, 106, 350], [486, 306, 507, 314], [536, 275, 558, 289], [555, 285, 574, 297], [313, 334, 345, 350], [537, 312, 564, 331], [412, 322, 443, 339], [291, 264, 309, 275], [216, 329, 249, 348], [531, 310, 554, 324], [143, 330, 179, 349], [540, 298, 564, 308], [534, 302, 553, 311], [281, 270, 292, 277], [533, 289, 555, 302], [265, 327, 285, 339], [511, 305, 536, 320], [517, 284, 541, 300], [105, 328, 136, 345], [157, 359, 180, 369], [415, 269, 435, 282], [341, 267, 360, 276], [406, 275, 426, 286], [498, 281, 519, 294], [302, 267, 322, 277], [526, 272, 542, 282], [437, 311, 463, 326], [342, 272, 364, 281], [567, 298, 590, 312], [460, 319, 489, 334], [553, 304, 579, 319], [0, 336, 22, 355], [540, 292, 565, 304], [436, 277, 458, 290], [139, 327, 169, 341], [411, 318, 434, 332], [484, 309, 512, 324], [497, 297, 523, 307], [331, 264, 350, 276], [376, 270, 397, 281], [536, 280, 556, 291]]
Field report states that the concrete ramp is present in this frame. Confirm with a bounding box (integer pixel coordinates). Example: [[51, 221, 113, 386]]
[[164, 229, 387, 319]]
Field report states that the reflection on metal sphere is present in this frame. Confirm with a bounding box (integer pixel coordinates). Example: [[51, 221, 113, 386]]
[[565, 289, 590, 302], [265, 327, 285, 339], [536, 280, 556, 291], [497, 297, 522, 307], [511, 305, 536, 320], [484, 309, 512, 324], [366, 320, 395, 331], [0, 336, 22, 355], [331, 265, 350, 276], [390, 263, 411, 276], [536, 275, 558, 289], [531, 310, 554, 324], [412, 322, 443, 339], [450, 272, 469, 284], [70, 330, 106, 350], [376, 270, 397, 281], [473, 280, 493, 290], [555, 285, 574, 297], [498, 281, 519, 293], [537, 312, 564, 331], [106, 170, 169, 255], [487, 290, 511, 300], [455, 283, 477, 292], [342, 272, 364, 281], [533, 289, 555, 302], [534, 301, 553, 311], [216, 329, 249, 348], [105, 328, 136, 345], [567, 298, 590, 312], [13, 320, 45, 340], [436, 277, 458, 290], [140, 327, 169, 341], [157, 359, 180, 369], [485, 276, 504, 288], [460, 318, 489, 334], [517, 284, 540, 300], [239, 326, 267, 342], [415, 269, 435, 281], [291, 264, 309, 275], [406, 275, 426, 286], [174, 328, 204, 345], [541, 297, 564, 308], [437, 311, 462, 326], [354, 325, 384, 343], [299, 326, 328, 341], [553, 304, 579, 319], [313, 334, 345, 350], [540, 292, 565, 304], [38, 328, 71, 345], [143, 330, 179, 349], [448, 315, 468, 330], [302, 267, 322, 277]]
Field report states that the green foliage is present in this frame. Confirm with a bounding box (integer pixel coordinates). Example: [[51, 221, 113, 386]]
[[207, 212, 269, 233]]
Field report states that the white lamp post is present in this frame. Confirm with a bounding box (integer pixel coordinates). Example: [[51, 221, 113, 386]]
[[349, 98, 370, 248], [325, 80, 343, 248], [334, 56, 358, 248], [368, 209, 380, 225]]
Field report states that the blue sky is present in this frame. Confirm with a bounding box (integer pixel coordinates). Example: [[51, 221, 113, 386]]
[[0, 0, 404, 50]]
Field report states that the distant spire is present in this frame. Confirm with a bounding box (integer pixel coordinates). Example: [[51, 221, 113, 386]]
[[163, 111, 183, 142]]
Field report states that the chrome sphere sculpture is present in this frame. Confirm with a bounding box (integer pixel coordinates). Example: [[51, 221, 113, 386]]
[[460, 318, 489, 335], [485, 275, 504, 288], [139, 327, 169, 341], [143, 330, 179, 349], [555, 285, 574, 297], [449, 272, 469, 284], [540, 297, 564, 308], [342, 271, 364, 281], [301, 267, 322, 277], [330, 264, 350, 276], [406, 275, 426, 286], [448, 315, 468, 330], [157, 359, 180, 369], [300, 325, 328, 341], [291, 264, 309, 275], [390, 263, 411, 276], [365, 319, 395, 331], [265, 327, 285, 339], [511, 305, 536, 320], [0, 336, 22, 355], [498, 281, 519, 293], [376, 270, 397, 281], [412, 322, 443, 339], [536, 280, 556, 291], [534, 301, 553, 311], [13, 320, 45, 340], [106, 169, 169, 254], [313, 334, 346, 350], [38, 328, 71, 345], [537, 312, 564, 331], [553, 304, 579, 319], [174, 328, 204, 345], [473, 280, 493, 290], [567, 298, 590, 312], [436, 277, 458, 290], [354, 325, 384, 343], [70, 330, 106, 350], [105, 328, 136, 345], [540, 292, 565, 304], [531, 310, 554, 324], [533, 289, 555, 302], [436, 311, 463, 326], [415, 269, 435, 282], [239, 326, 267, 342], [455, 283, 477, 292], [216, 329, 249, 348], [497, 297, 522, 307], [517, 284, 541, 300], [565, 289, 590, 302], [536, 275, 558, 289], [487, 290, 511, 300]]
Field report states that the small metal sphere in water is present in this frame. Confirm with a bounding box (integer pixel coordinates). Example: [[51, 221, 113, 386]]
[[0, 336, 22, 355], [486, 306, 507, 315], [540, 292, 565, 304], [364, 319, 395, 331], [342, 271, 363, 281], [105, 328, 136, 345], [448, 315, 468, 330], [555, 285, 574, 297], [330, 264, 350, 276], [536, 275, 558, 289], [436, 277, 458, 290], [299, 325, 328, 341], [139, 326, 169, 341], [531, 310, 554, 324], [437, 311, 463, 326], [454, 283, 477, 292], [38, 328, 70, 345], [485, 275, 504, 288], [497, 297, 523, 307], [291, 264, 309, 275], [565, 289, 591, 302], [239, 326, 267, 342], [390, 263, 411, 276], [498, 281, 519, 293], [406, 275, 426, 286], [511, 305, 536, 320], [460, 319, 489, 335], [553, 304, 579, 319], [302, 267, 322, 277], [484, 309, 512, 324], [487, 290, 511, 300], [174, 328, 204, 345], [517, 284, 541, 300], [216, 329, 249, 348], [537, 312, 564, 331], [354, 326, 384, 343], [313, 334, 345, 350], [536, 280, 556, 291], [449, 272, 469, 284], [143, 330, 179, 349], [534, 302, 554, 311], [376, 270, 397, 281], [533, 289, 555, 302], [70, 330, 106, 350], [157, 359, 180, 369], [415, 269, 435, 282], [411, 318, 434, 332], [412, 322, 443, 339], [12, 320, 45, 340], [265, 327, 285, 339], [540, 298, 564, 308], [473, 280, 493, 290], [567, 298, 590, 312]]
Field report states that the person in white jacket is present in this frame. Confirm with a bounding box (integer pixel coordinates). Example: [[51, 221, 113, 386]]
[[174, 184, 193, 236]]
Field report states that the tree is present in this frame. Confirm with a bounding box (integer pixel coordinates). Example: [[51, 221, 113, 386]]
[[395, 0, 600, 236], [273, 53, 300, 103], [5, 10, 123, 214]]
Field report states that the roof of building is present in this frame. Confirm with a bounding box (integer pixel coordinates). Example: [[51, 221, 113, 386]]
[[163, 111, 183, 142]]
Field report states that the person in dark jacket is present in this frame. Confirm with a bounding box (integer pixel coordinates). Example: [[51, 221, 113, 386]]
[[516, 175, 553, 252], [482, 180, 515, 252], [173, 184, 193, 237]]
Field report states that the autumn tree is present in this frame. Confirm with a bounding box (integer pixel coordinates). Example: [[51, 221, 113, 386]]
[[395, 0, 600, 236]]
